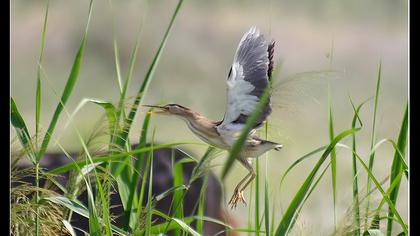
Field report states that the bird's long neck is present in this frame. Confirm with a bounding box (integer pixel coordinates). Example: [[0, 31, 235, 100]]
[[174, 110, 220, 145]]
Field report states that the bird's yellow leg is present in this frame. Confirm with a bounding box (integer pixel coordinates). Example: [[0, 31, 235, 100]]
[[240, 169, 256, 193], [228, 158, 255, 209]]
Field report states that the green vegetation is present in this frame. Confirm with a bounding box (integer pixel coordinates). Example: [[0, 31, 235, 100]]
[[11, 1, 408, 235]]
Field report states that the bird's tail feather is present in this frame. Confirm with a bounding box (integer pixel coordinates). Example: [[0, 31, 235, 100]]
[[261, 139, 282, 151]]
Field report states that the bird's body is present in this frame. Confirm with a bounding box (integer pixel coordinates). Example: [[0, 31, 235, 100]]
[[163, 107, 281, 156], [145, 27, 282, 208]]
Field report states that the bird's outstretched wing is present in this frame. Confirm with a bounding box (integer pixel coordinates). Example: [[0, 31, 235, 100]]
[[216, 27, 274, 145]]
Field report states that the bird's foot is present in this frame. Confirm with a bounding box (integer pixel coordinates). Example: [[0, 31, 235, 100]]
[[228, 189, 246, 209]]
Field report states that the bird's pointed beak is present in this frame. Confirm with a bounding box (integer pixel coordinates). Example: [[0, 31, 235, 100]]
[[143, 105, 168, 115]]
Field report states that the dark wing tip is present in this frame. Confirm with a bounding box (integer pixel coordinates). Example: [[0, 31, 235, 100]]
[[267, 40, 275, 80]]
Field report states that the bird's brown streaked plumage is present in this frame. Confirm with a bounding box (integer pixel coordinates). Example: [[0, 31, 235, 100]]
[[144, 27, 282, 209]]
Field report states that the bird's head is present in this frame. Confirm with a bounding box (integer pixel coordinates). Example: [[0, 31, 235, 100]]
[[143, 104, 192, 116]]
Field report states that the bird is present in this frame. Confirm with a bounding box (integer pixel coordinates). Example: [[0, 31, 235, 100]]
[[144, 27, 282, 209]]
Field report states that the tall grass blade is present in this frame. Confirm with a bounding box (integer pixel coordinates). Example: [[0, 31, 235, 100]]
[[335, 143, 408, 234], [46, 196, 128, 235], [222, 86, 271, 179], [264, 171, 270, 236], [255, 158, 260, 235], [145, 133, 156, 236], [172, 159, 185, 236], [113, 23, 142, 129], [365, 61, 382, 229], [264, 122, 270, 236], [62, 220, 77, 236], [86, 178, 101, 235], [156, 185, 189, 202], [248, 181, 253, 236], [65, 98, 118, 140], [35, 0, 50, 144], [373, 171, 403, 224], [49, 142, 200, 174], [123, 109, 152, 230], [279, 146, 327, 198], [136, 142, 154, 230], [10, 98, 36, 162], [115, 0, 184, 149], [275, 128, 360, 235], [328, 86, 337, 230], [107, 0, 124, 93], [172, 218, 201, 236], [112, 0, 148, 128], [270, 197, 276, 234], [190, 146, 218, 183], [353, 152, 408, 234], [196, 174, 208, 234], [386, 103, 408, 235], [148, 218, 194, 234], [289, 162, 331, 231], [38, 0, 94, 160], [349, 97, 369, 236]]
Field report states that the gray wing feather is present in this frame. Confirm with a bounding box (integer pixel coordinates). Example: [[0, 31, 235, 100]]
[[218, 27, 274, 133]]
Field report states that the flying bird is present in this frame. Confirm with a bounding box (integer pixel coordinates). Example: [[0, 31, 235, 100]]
[[144, 27, 281, 208]]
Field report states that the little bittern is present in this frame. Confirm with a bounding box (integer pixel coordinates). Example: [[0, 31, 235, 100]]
[[144, 27, 281, 208]]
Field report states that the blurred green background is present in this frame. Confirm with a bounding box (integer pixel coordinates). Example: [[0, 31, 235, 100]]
[[11, 0, 407, 234]]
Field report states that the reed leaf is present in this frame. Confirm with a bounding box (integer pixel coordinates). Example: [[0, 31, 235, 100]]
[[11, 98, 36, 162], [114, 0, 184, 149], [35, 0, 49, 144], [386, 103, 408, 235], [48, 142, 201, 174], [275, 127, 360, 235], [365, 61, 382, 229], [37, 0, 94, 161]]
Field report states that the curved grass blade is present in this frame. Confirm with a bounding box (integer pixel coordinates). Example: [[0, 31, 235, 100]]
[[37, 0, 94, 161], [172, 218, 201, 236], [136, 140, 154, 230], [148, 217, 194, 234], [123, 109, 152, 230], [196, 174, 208, 234], [111, 0, 148, 133], [46, 196, 128, 236], [64, 98, 118, 139], [62, 220, 77, 236], [327, 86, 337, 230], [156, 185, 189, 202], [48, 142, 201, 174], [35, 0, 50, 144], [70, 117, 113, 236], [275, 128, 360, 235], [255, 158, 260, 235], [349, 96, 370, 236], [289, 161, 331, 231], [264, 168, 270, 236], [11, 97, 36, 162], [145, 137, 155, 236], [190, 146, 219, 184], [355, 152, 407, 234], [368, 139, 408, 175], [335, 144, 408, 234], [365, 61, 382, 230], [278, 145, 327, 204], [221, 85, 271, 179], [373, 171, 403, 224], [264, 122, 270, 236], [172, 158, 185, 236], [114, 0, 184, 149], [386, 103, 408, 236]]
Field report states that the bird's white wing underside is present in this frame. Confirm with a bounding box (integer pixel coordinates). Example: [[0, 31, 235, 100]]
[[216, 27, 270, 146]]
